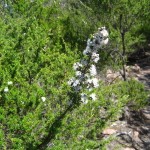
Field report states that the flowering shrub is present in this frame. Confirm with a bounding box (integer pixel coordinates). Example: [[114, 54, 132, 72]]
[[68, 27, 109, 104], [0, 1, 148, 150]]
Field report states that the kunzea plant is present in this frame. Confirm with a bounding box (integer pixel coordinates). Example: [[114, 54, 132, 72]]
[[68, 27, 109, 104]]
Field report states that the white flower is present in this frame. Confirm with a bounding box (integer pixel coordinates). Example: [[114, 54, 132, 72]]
[[85, 73, 90, 78], [4, 4, 8, 8], [86, 77, 99, 88], [4, 87, 9, 92], [100, 38, 109, 46], [99, 27, 109, 37], [75, 71, 82, 77], [86, 78, 92, 84], [81, 93, 88, 104], [91, 52, 100, 63], [73, 62, 82, 70], [83, 46, 91, 55], [90, 93, 97, 101], [68, 27, 109, 94], [7, 81, 13, 85], [72, 79, 80, 87], [87, 39, 92, 46], [89, 65, 97, 76], [67, 77, 75, 86], [41, 97, 46, 102], [91, 78, 99, 88]]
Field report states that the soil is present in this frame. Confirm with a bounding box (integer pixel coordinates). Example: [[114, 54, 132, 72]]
[[103, 48, 150, 150]]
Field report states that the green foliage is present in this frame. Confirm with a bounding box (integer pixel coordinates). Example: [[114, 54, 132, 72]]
[[0, 0, 149, 149]]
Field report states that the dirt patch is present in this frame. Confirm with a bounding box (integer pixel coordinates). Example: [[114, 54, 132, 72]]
[[103, 48, 150, 150]]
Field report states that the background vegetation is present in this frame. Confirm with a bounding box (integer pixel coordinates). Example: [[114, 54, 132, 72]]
[[0, 0, 149, 149]]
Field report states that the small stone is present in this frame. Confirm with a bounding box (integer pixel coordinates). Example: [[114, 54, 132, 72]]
[[140, 108, 150, 123], [133, 131, 141, 141], [103, 128, 117, 135]]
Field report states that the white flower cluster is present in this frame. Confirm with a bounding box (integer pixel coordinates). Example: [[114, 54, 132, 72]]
[[68, 27, 109, 104], [83, 26, 109, 55], [4, 81, 13, 93], [41, 97, 46, 102]]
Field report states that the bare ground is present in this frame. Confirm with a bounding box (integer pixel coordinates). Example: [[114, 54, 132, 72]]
[[104, 48, 150, 150]]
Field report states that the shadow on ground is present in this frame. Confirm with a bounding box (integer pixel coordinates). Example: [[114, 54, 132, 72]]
[[117, 106, 150, 150], [105, 48, 150, 150]]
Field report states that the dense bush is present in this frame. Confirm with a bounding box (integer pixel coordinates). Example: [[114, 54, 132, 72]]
[[0, 0, 149, 149]]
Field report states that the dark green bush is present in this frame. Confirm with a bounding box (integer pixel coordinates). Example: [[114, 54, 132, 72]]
[[0, 0, 148, 149]]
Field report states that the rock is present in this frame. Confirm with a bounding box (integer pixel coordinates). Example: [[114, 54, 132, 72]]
[[117, 133, 133, 147], [140, 107, 150, 123], [103, 128, 117, 135], [133, 131, 141, 141], [131, 64, 141, 74], [103, 58, 150, 150], [106, 69, 122, 83]]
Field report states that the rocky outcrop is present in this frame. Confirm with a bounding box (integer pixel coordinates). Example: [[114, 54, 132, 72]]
[[103, 49, 150, 150]]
